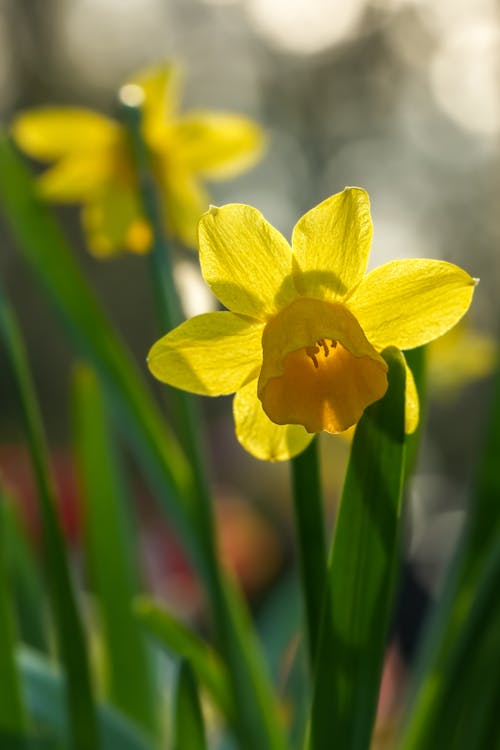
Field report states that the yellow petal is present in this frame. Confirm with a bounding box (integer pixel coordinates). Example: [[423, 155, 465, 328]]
[[258, 298, 388, 434], [233, 379, 313, 461], [174, 112, 264, 179], [128, 64, 180, 147], [160, 166, 209, 248], [199, 204, 297, 319], [148, 313, 263, 395], [11, 108, 119, 160], [37, 154, 113, 202], [291, 187, 372, 301], [347, 259, 477, 350], [82, 183, 151, 258], [404, 358, 419, 434]]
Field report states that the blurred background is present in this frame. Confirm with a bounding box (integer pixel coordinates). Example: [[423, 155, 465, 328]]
[[0, 0, 499, 722]]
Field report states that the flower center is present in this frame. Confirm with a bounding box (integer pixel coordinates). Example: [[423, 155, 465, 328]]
[[306, 338, 337, 368], [257, 298, 388, 434]]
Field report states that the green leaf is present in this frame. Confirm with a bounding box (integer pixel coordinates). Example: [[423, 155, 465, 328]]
[[400, 356, 500, 749], [0, 486, 29, 735], [0, 290, 99, 750], [18, 648, 154, 750], [72, 364, 157, 736], [2, 493, 49, 653], [136, 595, 233, 722], [308, 347, 406, 750], [0, 131, 201, 570], [172, 661, 208, 750]]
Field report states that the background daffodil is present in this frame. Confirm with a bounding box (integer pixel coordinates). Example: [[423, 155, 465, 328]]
[[148, 187, 476, 461], [11, 65, 264, 257]]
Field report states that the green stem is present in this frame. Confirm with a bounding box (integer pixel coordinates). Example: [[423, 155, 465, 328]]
[[120, 95, 211, 521], [290, 437, 327, 671]]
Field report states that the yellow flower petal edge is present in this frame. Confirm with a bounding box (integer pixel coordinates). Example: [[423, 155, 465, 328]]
[[198, 204, 297, 319], [175, 112, 264, 180], [148, 188, 476, 461], [347, 259, 477, 351], [233, 380, 314, 461], [403, 357, 419, 434], [11, 108, 119, 159], [292, 188, 372, 302], [127, 64, 181, 148], [148, 312, 263, 396]]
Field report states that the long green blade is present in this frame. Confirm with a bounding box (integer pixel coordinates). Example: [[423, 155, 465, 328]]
[[172, 661, 208, 750], [2, 493, 49, 653], [136, 596, 233, 722], [308, 347, 406, 750], [0, 486, 29, 736], [0, 131, 202, 570], [400, 355, 500, 748], [72, 364, 157, 736], [0, 290, 99, 750]]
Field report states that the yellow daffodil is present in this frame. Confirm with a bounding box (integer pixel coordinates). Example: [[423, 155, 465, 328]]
[[148, 188, 476, 461], [11, 65, 264, 257]]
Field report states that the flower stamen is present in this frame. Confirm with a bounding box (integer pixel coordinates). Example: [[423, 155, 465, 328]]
[[306, 339, 338, 367], [306, 344, 320, 368]]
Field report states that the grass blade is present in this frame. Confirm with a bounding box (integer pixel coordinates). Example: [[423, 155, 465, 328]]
[[172, 661, 208, 750], [2, 494, 49, 653], [0, 289, 99, 750], [0, 485, 29, 736], [72, 363, 157, 736], [308, 347, 406, 750]]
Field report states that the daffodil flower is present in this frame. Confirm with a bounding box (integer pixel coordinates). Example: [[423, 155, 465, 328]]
[[11, 65, 264, 257], [148, 188, 476, 461]]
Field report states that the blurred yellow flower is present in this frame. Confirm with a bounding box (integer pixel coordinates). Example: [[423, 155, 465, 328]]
[[148, 188, 476, 461], [11, 65, 264, 257], [428, 322, 497, 396]]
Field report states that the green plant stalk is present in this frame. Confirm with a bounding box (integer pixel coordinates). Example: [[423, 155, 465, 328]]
[[120, 98, 212, 534], [3, 494, 49, 654], [72, 364, 157, 735], [0, 487, 29, 736], [0, 289, 100, 750], [121, 101, 286, 750], [290, 437, 327, 671], [307, 347, 406, 750]]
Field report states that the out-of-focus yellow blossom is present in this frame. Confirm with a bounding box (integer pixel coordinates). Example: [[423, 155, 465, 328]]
[[427, 322, 497, 396], [148, 188, 476, 461], [11, 65, 264, 257]]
